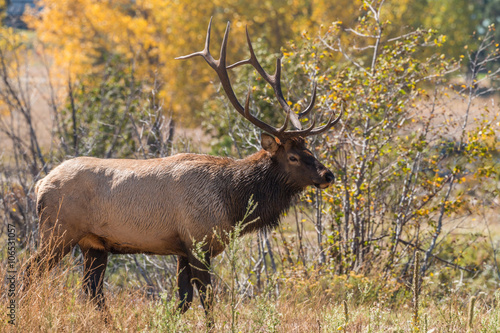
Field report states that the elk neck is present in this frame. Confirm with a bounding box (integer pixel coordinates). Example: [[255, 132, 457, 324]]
[[226, 150, 302, 234]]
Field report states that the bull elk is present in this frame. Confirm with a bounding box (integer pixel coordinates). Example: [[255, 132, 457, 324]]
[[26, 19, 341, 319]]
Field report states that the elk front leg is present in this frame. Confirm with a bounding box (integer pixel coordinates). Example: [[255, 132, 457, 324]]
[[82, 248, 108, 309], [189, 252, 213, 323], [177, 255, 193, 313]]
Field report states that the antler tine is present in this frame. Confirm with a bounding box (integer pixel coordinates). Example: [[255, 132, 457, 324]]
[[226, 26, 255, 70], [281, 116, 317, 139], [175, 17, 217, 69], [227, 26, 302, 130], [272, 57, 299, 127], [305, 103, 344, 137], [219, 21, 230, 69], [243, 88, 284, 136], [277, 102, 291, 134], [177, 19, 247, 118], [226, 26, 268, 76], [243, 86, 293, 137], [298, 82, 317, 119]]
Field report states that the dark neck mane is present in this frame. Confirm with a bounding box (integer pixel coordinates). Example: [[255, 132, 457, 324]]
[[227, 150, 302, 234]]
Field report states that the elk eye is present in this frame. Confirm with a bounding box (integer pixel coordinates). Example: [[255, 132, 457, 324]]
[[289, 156, 298, 162]]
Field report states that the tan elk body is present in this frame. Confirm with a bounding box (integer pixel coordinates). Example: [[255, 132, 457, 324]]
[[27, 19, 341, 319], [36, 142, 325, 258]]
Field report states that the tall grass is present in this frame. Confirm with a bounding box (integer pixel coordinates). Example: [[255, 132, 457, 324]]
[[2, 239, 500, 332]]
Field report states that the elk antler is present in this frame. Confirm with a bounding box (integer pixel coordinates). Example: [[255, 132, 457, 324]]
[[176, 18, 342, 141]]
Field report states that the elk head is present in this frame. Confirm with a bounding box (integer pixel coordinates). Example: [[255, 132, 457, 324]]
[[176, 19, 342, 190]]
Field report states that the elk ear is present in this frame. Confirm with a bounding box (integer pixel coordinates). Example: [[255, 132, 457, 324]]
[[261, 133, 279, 154]]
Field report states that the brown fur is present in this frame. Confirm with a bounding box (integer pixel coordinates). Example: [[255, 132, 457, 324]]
[[29, 135, 334, 316]]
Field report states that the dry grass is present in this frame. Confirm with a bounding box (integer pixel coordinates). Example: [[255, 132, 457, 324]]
[[1, 252, 500, 333]]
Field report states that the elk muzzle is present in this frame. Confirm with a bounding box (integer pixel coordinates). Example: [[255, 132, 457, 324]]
[[314, 169, 335, 189]]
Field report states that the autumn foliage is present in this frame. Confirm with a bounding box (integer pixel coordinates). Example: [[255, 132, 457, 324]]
[[25, 0, 491, 119]]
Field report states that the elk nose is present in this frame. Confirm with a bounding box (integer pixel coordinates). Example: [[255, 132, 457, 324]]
[[324, 171, 334, 183]]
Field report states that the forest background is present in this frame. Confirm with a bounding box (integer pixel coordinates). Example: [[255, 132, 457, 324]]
[[1, 0, 500, 331]]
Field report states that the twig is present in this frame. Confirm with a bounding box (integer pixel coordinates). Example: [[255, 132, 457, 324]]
[[398, 238, 474, 273]]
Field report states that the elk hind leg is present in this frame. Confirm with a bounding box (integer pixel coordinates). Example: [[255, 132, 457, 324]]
[[23, 225, 75, 290]]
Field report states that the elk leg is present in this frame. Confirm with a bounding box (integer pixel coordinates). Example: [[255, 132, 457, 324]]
[[23, 231, 75, 291], [82, 248, 108, 309], [177, 255, 194, 313], [188, 252, 213, 322]]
